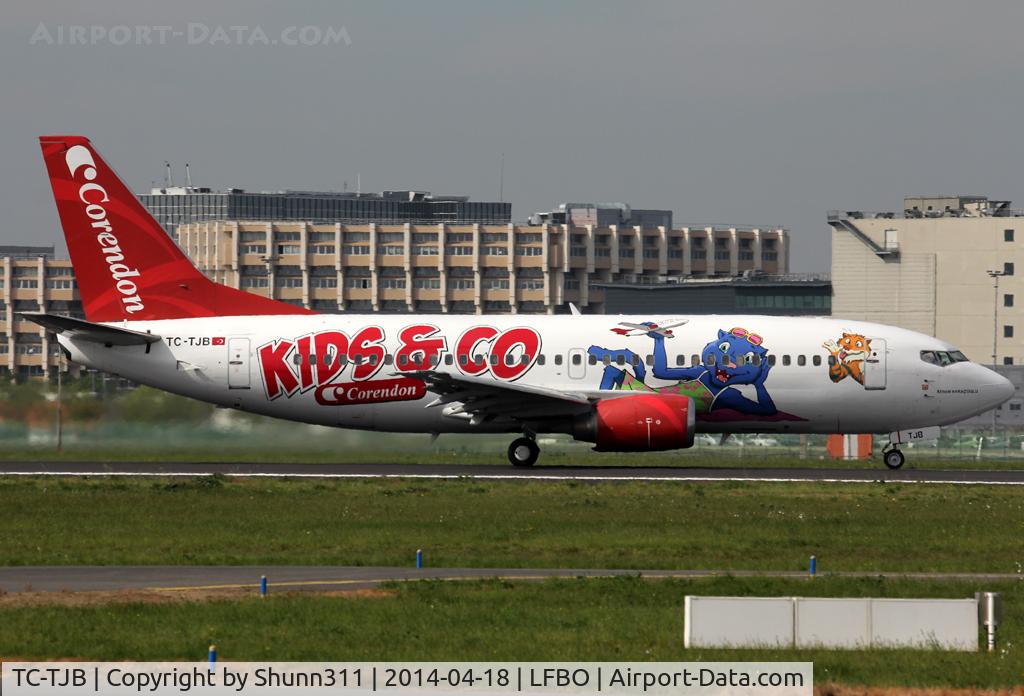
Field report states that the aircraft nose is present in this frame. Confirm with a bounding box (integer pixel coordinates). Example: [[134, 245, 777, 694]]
[[980, 369, 1015, 410]]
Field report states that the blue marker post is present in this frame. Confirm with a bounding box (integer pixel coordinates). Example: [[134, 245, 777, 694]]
[[809, 555, 817, 578], [260, 575, 267, 599], [208, 644, 217, 673], [416, 549, 423, 569]]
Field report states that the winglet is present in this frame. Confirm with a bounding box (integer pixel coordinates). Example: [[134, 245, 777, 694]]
[[569, 303, 582, 316]]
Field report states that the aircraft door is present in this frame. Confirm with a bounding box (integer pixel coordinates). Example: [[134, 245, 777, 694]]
[[863, 338, 886, 390], [227, 337, 251, 389], [568, 349, 587, 380]]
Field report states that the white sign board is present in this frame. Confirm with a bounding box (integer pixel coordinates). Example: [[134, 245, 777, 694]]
[[685, 596, 978, 651]]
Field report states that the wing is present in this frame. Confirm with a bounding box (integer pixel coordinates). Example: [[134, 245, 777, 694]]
[[18, 312, 161, 346], [407, 370, 598, 426]]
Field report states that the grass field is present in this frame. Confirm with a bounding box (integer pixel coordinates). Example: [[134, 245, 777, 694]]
[[1, 576, 1020, 688], [2, 476, 1023, 571]]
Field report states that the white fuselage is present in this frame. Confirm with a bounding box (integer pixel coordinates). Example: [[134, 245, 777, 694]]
[[59, 314, 1012, 436]]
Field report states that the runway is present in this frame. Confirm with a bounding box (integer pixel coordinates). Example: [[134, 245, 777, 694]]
[[1, 566, 1020, 594], [0, 461, 1023, 484]]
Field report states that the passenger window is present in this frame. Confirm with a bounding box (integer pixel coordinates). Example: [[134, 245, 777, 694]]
[[490, 354, 499, 365], [691, 354, 700, 366], [383, 354, 394, 366], [369, 354, 379, 366], [768, 354, 777, 366], [444, 354, 454, 366], [571, 354, 581, 366], [614, 355, 624, 366], [707, 354, 716, 365], [631, 354, 641, 367], [292, 353, 302, 366], [308, 354, 316, 365], [751, 354, 761, 366], [353, 354, 363, 365], [429, 354, 439, 367], [588, 354, 597, 365], [458, 354, 469, 366], [399, 354, 409, 367], [555, 354, 564, 366], [782, 355, 791, 366], [646, 354, 654, 366], [505, 354, 516, 366], [812, 355, 821, 367], [797, 355, 806, 367], [520, 354, 530, 365], [827, 355, 836, 366], [537, 354, 546, 366], [676, 355, 685, 366]]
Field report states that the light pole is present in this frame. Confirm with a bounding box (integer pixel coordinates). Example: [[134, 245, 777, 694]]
[[987, 269, 1006, 437]]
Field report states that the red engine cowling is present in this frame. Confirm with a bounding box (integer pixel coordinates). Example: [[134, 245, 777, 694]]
[[572, 394, 696, 451]]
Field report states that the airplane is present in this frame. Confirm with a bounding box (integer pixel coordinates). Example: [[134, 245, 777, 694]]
[[26, 135, 1015, 470], [611, 320, 688, 338]]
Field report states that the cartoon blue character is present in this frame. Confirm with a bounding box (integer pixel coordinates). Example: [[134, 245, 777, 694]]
[[587, 324, 777, 417]]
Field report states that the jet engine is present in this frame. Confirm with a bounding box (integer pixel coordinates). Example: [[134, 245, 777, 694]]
[[572, 394, 696, 451]]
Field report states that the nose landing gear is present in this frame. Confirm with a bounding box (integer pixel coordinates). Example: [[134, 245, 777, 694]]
[[882, 444, 905, 470], [508, 436, 540, 467]]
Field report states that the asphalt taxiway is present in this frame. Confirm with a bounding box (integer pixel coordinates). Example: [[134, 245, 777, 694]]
[[0, 461, 1022, 484]]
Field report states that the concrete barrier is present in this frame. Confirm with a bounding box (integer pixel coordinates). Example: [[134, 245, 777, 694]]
[[684, 596, 979, 651]]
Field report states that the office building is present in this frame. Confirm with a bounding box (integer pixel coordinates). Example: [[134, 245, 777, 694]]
[[597, 273, 830, 316], [829, 195, 1024, 365], [0, 246, 81, 379], [529, 202, 672, 229], [178, 221, 789, 314], [138, 186, 511, 233]]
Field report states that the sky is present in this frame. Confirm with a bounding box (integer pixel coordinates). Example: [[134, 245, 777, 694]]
[[3, 0, 1024, 272]]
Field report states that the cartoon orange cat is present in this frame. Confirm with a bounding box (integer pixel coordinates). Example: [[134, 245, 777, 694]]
[[822, 332, 871, 385]]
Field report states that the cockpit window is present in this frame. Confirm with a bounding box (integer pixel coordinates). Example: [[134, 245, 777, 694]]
[[920, 349, 969, 366]]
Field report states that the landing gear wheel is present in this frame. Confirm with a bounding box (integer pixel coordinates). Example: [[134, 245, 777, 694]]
[[883, 448, 905, 470], [508, 437, 540, 467]]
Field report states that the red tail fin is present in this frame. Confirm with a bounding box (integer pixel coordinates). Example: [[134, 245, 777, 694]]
[[39, 135, 313, 322]]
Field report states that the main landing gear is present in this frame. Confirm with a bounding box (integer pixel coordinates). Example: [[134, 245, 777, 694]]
[[881, 444, 905, 470], [508, 436, 540, 467]]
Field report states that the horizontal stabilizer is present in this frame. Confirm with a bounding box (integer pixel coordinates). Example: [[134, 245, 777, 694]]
[[18, 312, 161, 346]]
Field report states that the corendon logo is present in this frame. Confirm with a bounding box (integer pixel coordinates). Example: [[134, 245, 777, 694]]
[[64, 145, 144, 315], [258, 323, 542, 402], [316, 377, 427, 406]]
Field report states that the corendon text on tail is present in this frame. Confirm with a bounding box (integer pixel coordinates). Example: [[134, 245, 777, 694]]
[[30, 135, 1014, 470]]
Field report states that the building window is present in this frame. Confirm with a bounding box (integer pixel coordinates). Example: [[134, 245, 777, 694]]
[[1006, 294, 1015, 308], [1004, 357, 1015, 365], [276, 244, 301, 255], [242, 244, 267, 255], [1005, 325, 1014, 338], [1006, 229, 1015, 242], [1005, 262, 1015, 276], [1010, 402, 1022, 411]]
